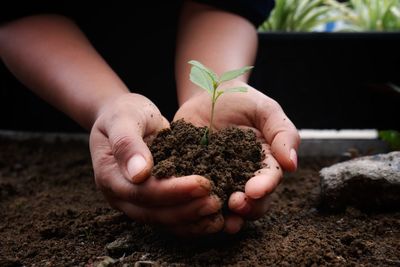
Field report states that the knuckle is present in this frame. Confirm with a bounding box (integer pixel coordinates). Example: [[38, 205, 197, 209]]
[[111, 135, 135, 159], [128, 186, 145, 204]]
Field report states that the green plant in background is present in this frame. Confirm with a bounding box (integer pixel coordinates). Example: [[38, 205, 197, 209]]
[[259, 0, 338, 31], [259, 0, 400, 32], [379, 130, 400, 150], [326, 0, 400, 31], [188, 60, 252, 145]]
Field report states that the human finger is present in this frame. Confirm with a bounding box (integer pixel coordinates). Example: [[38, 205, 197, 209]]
[[99, 172, 213, 207], [256, 97, 300, 171], [96, 94, 169, 184], [223, 213, 244, 234], [228, 191, 271, 220], [113, 195, 222, 225], [244, 143, 283, 199]]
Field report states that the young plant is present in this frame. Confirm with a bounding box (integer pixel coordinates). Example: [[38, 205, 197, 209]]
[[188, 60, 253, 145]]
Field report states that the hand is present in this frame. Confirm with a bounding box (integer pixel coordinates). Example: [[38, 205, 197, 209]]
[[174, 81, 300, 234], [89, 93, 224, 236]]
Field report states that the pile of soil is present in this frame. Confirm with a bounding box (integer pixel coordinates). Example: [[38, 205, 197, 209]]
[[0, 136, 399, 266], [150, 120, 263, 203]]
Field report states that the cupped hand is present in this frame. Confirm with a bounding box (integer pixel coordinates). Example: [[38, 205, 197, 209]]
[[89, 93, 224, 236], [174, 81, 300, 234]]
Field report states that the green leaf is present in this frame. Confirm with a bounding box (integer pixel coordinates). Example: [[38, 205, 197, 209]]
[[379, 130, 400, 150], [214, 90, 224, 102], [219, 66, 254, 83], [189, 66, 214, 94], [188, 60, 218, 84], [224, 87, 248, 93], [215, 87, 247, 101]]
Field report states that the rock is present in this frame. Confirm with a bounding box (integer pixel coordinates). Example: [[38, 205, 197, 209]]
[[106, 234, 135, 257], [134, 261, 159, 267], [93, 256, 117, 267], [320, 151, 400, 211]]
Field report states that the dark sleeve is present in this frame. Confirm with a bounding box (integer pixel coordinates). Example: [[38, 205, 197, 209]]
[[0, 2, 76, 25], [193, 0, 274, 28]]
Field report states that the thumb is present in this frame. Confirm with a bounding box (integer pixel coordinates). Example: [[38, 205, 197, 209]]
[[107, 115, 169, 184], [111, 130, 153, 184]]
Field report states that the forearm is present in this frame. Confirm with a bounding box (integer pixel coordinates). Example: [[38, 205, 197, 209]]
[[0, 15, 129, 130], [175, 1, 258, 105]]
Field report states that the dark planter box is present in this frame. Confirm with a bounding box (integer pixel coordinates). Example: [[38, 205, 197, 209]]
[[0, 32, 399, 132], [251, 32, 400, 130]]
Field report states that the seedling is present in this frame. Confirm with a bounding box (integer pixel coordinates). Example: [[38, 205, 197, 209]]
[[188, 60, 253, 145]]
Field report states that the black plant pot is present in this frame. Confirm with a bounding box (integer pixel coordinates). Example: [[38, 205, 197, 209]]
[[251, 32, 400, 130]]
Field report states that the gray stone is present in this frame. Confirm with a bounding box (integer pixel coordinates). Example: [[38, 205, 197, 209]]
[[320, 151, 400, 210], [134, 261, 159, 267], [105, 234, 135, 257], [94, 256, 117, 267]]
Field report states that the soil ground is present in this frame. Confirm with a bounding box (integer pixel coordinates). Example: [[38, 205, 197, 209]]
[[0, 137, 399, 266]]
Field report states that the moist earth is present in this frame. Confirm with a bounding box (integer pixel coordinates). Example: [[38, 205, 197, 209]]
[[0, 137, 399, 266], [149, 120, 263, 203]]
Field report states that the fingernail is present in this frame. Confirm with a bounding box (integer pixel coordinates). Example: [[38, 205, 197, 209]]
[[290, 148, 298, 170], [127, 154, 146, 180]]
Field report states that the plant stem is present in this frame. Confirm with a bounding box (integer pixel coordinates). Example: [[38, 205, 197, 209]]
[[208, 85, 218, 136], [201, 84, 218, 146], [209, 101, 216, 134]]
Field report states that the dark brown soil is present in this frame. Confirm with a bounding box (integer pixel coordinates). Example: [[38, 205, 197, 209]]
[[0, 136, 399, 266], [150, 120, 263, 203]]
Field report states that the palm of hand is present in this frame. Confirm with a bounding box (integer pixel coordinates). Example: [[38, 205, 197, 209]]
[[175, 89, 258, 131], [174, 86, 299, 233]]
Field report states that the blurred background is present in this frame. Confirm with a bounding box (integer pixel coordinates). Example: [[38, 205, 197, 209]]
[[0, 0, 399, 136]]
